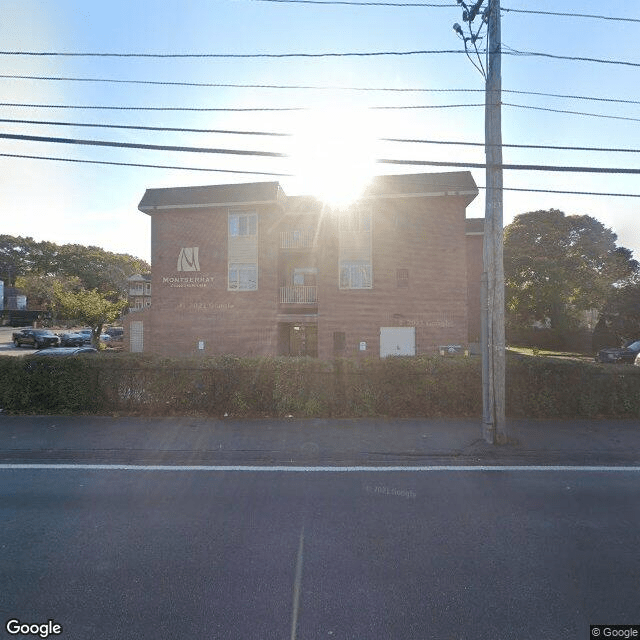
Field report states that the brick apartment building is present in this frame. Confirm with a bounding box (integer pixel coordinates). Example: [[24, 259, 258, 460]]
[[126, 172, 483, 359]]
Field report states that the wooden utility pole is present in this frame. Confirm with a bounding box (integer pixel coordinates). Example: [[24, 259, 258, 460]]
[[481, 0, 506, 443]]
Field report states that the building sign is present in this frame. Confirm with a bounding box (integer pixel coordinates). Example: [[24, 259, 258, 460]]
[[160, 247, 218, 287], [162, 275, 217, 288], [176, 302, 234, 312], [177, 247, 200, 271]]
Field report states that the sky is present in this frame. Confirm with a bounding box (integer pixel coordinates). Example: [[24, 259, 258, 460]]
[[1, 0, 639, 265]]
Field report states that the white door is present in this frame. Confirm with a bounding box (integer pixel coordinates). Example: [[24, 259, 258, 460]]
[[380, 327, 415, 357]]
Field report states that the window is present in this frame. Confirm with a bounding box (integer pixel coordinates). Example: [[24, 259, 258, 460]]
[[339, 262, 372, 289], [397, 269, 409, 288], [228, 263, 257, 291], [229, 212, 257, 237]]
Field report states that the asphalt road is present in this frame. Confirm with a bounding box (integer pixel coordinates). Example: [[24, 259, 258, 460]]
[[2, 465, 639, 640]]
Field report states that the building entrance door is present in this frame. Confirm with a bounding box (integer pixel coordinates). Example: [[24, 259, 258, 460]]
[[278, 323, 318, 357]]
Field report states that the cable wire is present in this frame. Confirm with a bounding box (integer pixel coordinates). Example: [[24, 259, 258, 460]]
[[0, 117, 290, 137], [501, 6, 640, 23], [504, 102, 640, 124], [0, 152, 292, 176], [2, 152, 640, 197], [0, 101, 484, 112], [246, 0, 455, 5], [0, 48, 465, 58], [3, 132, 640, 174], [0, 132, 287, 157], [3, 118, 640, 154], [3, 74, 640, 108]]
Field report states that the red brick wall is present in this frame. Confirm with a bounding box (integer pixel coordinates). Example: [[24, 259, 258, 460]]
[[138, 193, 480, 359], [316, 196, 470, 359], [146, 205, 281, 357]]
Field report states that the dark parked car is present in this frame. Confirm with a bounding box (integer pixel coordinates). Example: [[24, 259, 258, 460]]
[[77, 329, 94, 344], [32, 347, 99, 357], [12, 328, 60, 349], [59, 332, 86, 347], [105, 327, 124, 341], [597, 340, 640, 364]]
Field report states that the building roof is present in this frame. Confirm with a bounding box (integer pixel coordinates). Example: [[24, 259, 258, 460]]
[[128, 273, 152, 282], [139, 181, 285, 213], [138, 172, 479, 214], [363, 172, 478, 206]]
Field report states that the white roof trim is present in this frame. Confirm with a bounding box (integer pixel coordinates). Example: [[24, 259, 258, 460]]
[[140, 199, 280, 212]]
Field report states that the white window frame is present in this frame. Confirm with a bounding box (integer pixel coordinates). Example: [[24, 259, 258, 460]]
[[228, 263, 258, 291], [339, 261, 372, 290], [229, 212, 257, 237]]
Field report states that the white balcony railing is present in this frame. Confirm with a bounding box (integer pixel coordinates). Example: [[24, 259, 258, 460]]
[[280, 286, 317, 304], [280, 230, 316, 249]]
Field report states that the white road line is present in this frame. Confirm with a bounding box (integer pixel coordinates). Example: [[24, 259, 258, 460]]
[[290, 526, 305, 640], [1, 464, 640, 472]]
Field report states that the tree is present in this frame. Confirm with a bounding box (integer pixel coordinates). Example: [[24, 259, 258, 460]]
[[504, 209, 638, 330], [52, 282, 127, 345], [599, 280, 640, 344], [0, 235, 150, 309]]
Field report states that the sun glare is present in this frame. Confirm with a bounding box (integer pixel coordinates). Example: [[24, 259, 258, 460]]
[[288, 106, 377, 207]]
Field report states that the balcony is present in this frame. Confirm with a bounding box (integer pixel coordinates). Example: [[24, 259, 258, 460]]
[[280, 285, 317, 304], [280, 230, 316, 250]]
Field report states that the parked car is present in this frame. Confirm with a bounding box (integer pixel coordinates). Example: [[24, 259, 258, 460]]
[[32, 347, 99, 357], [105, 327, 124, 341], [596, 340, 640, 364], [59, 332, 86, 347], [635, 352, 640, 367], [12, 328, 60, 349], [77, 329, 94, 344]]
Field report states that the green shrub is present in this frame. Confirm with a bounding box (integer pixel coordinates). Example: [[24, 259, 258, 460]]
[[0, 352, 638, 418]]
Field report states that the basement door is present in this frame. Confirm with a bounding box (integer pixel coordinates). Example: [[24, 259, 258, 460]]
[[379, 327, 415, 357]]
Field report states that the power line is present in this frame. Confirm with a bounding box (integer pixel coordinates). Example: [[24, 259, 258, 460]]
[[246, 0, 455, 5], [0, 152, 293, 176], [0, 101, 484, 112], [0, 132, 287, 157], [0, 118, 290, 137], [382, 136, 640, 154], [0, 48, 465, 58], [0, 102, 305, 112], [504, 102, 640, 124], [3, 152, 640, 197], [3, 75, 640, 107], [378, 158, 640, 174], [501, 6, 640, 23], [2, 46, 639, 68], [502, 48, 640, 69], [1, 100, 636, 123], [3, 118, 640, 154], [4, 132, 640, 174]]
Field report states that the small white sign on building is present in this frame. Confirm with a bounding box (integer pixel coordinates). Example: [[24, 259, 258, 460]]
[[379, 327, 415, 358]]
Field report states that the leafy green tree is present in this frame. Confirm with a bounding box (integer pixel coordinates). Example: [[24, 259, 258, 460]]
[[599, 281, 640, 343], [504, 209, 638, 330], [52, 282, 127, 345], [0, 235, 149, 308]]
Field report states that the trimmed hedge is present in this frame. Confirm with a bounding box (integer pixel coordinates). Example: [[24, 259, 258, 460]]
[[0, 352, 639, 418]]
